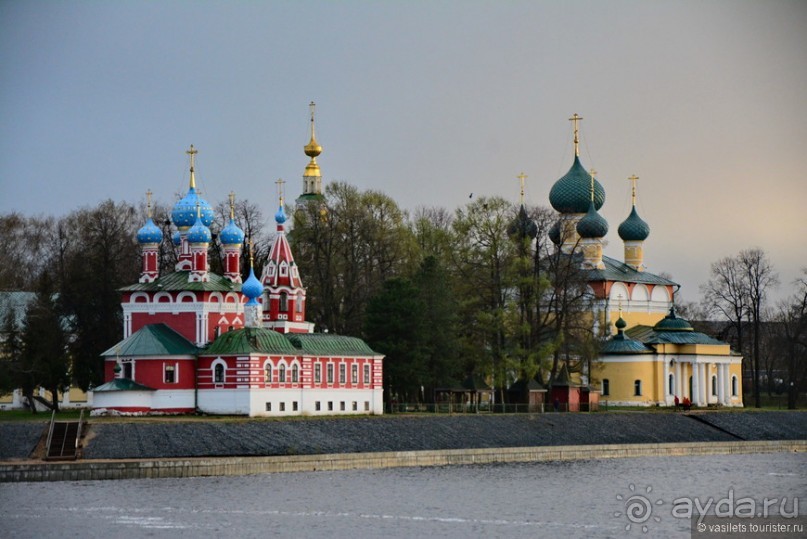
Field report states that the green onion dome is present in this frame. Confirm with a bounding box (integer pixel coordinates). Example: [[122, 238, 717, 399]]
[[507, 205, 538, 240], [549, 156, 605, 214], [618, 206, 650, 242], [576, 201, 609, 239], [548, 220, 561, 245]]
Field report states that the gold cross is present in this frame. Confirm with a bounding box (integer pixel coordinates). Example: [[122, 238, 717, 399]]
[[568, 113, 583, 156], [228, 191, 236, 220], [516, 172, 527, 205], [146, 189, 153, 218], [590, 169, 597, 202], [628, 175, 639, 206], [275, 178, 286, 206]]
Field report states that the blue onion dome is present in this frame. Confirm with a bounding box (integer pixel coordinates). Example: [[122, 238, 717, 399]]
[[171, 230, 181, 246], [549, 156, 605, 214], [618, 206, 650, 242], [576, 201, 609, 238], [507, 205, 538, 239], [241, 267, 263, 305], [219, 218, 245, 245], [654, 306, 694, 332], [548, 220, 561, 245], [187, 215, 212, 244], [171, 187, 214, 228], [275, 204, 287, 224], [136, 218, 163, 244]]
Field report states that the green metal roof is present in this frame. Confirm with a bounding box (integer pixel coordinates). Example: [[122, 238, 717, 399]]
[[285, 333, 380, 356], [626, 325, 726, 346], [203, 327, 298, 355], [601, 331, 654, 354], [587, 255, 679, 287], [93, 378, 155, 392], [119, 271, 241, 293], [101, 324, 198, 357]]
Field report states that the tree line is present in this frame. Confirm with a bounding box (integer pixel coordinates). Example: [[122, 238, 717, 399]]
[[1, 183, 805, 409]]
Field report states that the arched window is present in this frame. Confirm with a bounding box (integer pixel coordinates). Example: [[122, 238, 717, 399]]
[[634, 379, 642, 396], [279, 293, 288, 312], [602, 379, 610, 396], [711, 375, 717, 396], [291, 364, 299, 383], [214, 364, 224, 383], [668, 374, 675, 396], [731, 375, 738, 397], [279, 364, 286, 383], [265, 364, 272, 383], [296, 294, 303, 313]]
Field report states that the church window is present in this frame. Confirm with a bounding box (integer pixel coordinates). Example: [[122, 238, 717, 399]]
[[328, 401, 333, 411], [340, 401, 345, 411], [279, 293, 288, 312], [214, 364, 224, 383], [364, 364, 370, 385], [634, 379, 642, 396], [315, 401, 321, 411], [266, 402, 271, 411], [731, 376, 738, 397], [280, 402, 286, 412], [291, 364, 299, 383], [123, 362, 133, 380], [711, 375, 717, 396], [280, 263, 288, 277], [279, 364, 286, 383], [293, 401, 298, 411], [602, 379, 610, 396], [296, 294, 303, 313], [339, 364, 346, 384], [265, 364, 272, 383], [352, 364, 358, 384], [352, 401, 358, 411], [364, 401, 370, 411], [164, 364, 176, 384], [314, 364, 321, 383], [668, 374, 674, 395], [327, 364, 334, 384]]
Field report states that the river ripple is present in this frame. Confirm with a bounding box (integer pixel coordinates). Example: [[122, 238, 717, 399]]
[[1, 453, 805, 538]]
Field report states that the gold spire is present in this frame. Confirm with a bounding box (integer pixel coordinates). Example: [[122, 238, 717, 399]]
[[590, 169, 597, 202], [248, 238, 254, 268], [186, 145, 198, 189], [146, 189, 153, 218], [304, 101, 322, 159], [228, 191, 236, 220], [517, 172, 527, 206], [628, 174, 639, 207], [569, 113, 583, 157]]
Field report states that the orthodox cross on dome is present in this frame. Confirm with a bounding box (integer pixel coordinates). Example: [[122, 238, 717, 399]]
[[146, 189, 153, 218], [628, 174, 639, 206], [517, 172, 527, 206], [228, 191, 236, 220], [275, 178, 286, 206], [617, 294, 624, 317], [305, 101, 322, 158], [248, 237, 255, 268], [569, 113, 583, 156], [186, 145, 198, 189], [589, 169, 597, 202]]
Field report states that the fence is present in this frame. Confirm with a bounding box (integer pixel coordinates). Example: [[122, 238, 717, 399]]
[[385, 402, 601, 414]]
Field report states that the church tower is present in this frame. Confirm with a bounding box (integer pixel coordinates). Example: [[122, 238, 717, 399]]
[[220, 192, 245, 283], [576, 170, 609, 269], [296, 101, 325, 207], [618, 175, 651, 271], [262, 180, 314, 334], [171, 145, 215, 274], [136, 190, 163, 283]]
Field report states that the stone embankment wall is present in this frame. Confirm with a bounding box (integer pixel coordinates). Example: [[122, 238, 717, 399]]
[[1, 411, 804, 482]]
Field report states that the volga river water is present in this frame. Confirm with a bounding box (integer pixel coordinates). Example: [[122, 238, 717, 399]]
[[1, 453, 805, 539]]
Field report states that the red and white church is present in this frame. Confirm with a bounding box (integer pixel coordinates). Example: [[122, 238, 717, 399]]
[[92, 131, 384, 416]]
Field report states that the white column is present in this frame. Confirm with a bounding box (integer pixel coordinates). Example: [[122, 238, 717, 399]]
[[691, 361, 700, 405], [699, 363, 708, 406], [717, 363, 724, 404]]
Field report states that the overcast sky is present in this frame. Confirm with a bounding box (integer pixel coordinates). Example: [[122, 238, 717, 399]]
[[1, 1, 805, 304]]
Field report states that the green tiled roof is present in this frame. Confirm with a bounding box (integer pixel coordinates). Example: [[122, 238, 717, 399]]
[[93, 378, 155, 392], [204, 327, 298, 355], [101, 324, 198, 357], [119, 271, 241, 292], [285, 333, 380, 356], [588, 256, 678, 287]]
